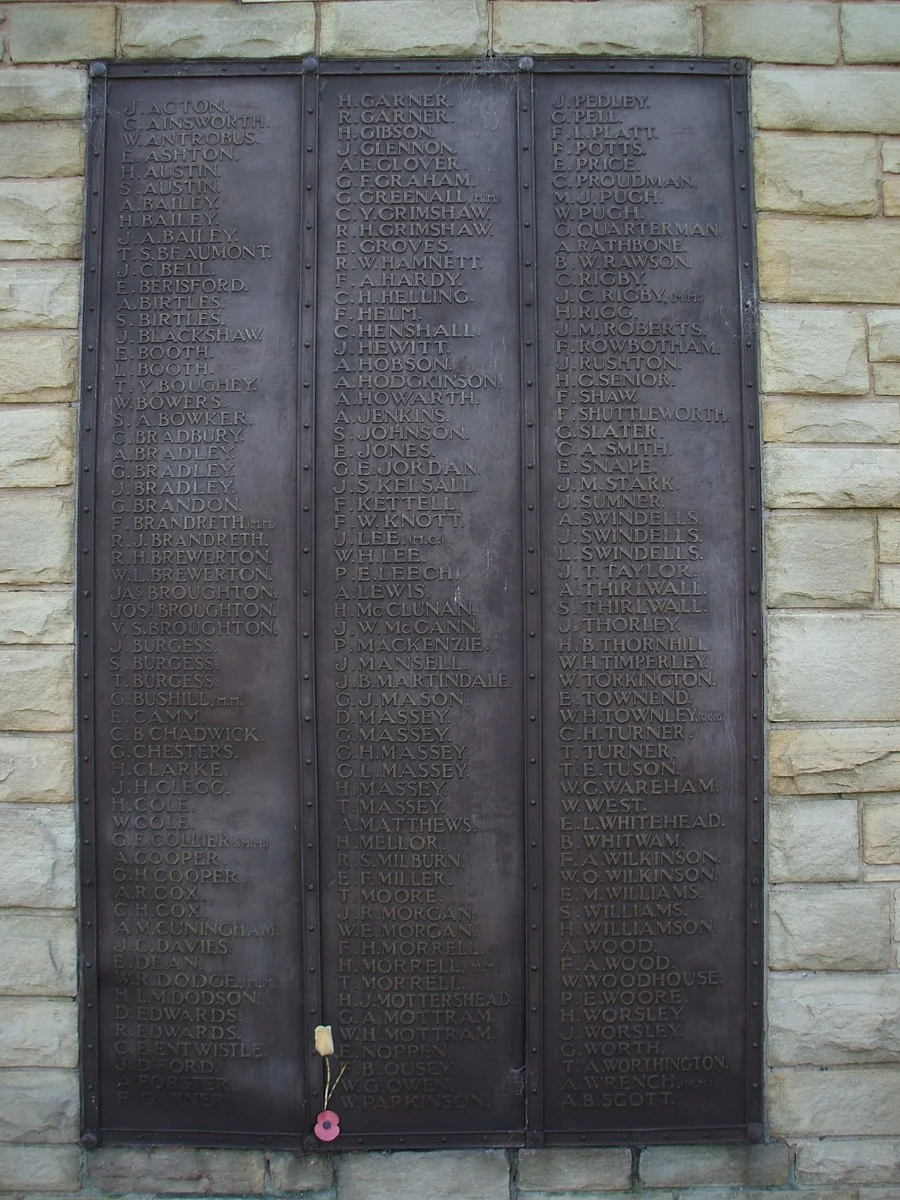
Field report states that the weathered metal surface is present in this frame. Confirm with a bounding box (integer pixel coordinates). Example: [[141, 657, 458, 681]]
[[81, 69, 309, 1142], [314, 67, 527, 1143], [80, 59, 761, 1150], [533, 66, 761, 1141]]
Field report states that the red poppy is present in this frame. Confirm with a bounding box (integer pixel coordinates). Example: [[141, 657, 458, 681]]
[[314, 1110, 340, 1142]]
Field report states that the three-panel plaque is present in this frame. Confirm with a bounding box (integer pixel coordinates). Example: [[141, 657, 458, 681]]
[[79, 58, 763, 1149]]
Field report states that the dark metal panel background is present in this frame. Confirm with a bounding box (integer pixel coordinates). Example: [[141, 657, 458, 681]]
[[313, 65, 528, 1146], [533, 63, 761, 1142], [79, 58, 762, 1150], [81, 67, 308, 1143]]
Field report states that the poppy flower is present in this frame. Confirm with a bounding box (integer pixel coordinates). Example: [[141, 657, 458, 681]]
[[314, 1110, 340, 1142]]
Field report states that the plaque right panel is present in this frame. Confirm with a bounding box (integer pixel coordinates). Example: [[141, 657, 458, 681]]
[[535, 68, 760, 1138]]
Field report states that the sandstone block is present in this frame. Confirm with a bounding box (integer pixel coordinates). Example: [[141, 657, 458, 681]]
[[752, 66, 900, 133], [86, 1147, 266, 1194], [884, 141, 900, 173], [769, 613, 900, 721], [10, 4, 115, 63], [0, 69, 86, 122], [0, 1067, 78, 1142], [770, 726, 900, 795], [868, 312, 900, 362], [121, 3, 314, 60], [518, 1194, 664, 1200], [863, 801, 900, 865], [0, 590, 72, 646], [754, 132, 876, 215], [0, 123, 84, 179], [0, 805, 74, 908], [338, 1150, 509, 1200], [769, 885, 891, 970], [267, 1151, 332, 1193], [759, 216, 900, 303], [0, 735, 72, 803], [518, 1148, 631, 1192], [765, 513, 875, 607], [0, 1144, 80, 1192], [323, 0, 487, 56], [879, 565, 900, 608], [760, 307, 868, 394], [879, 513, 900, 561], [795, 1138, 900, 1185], [0, 998, 76, 1068], [874, 364, 900, 396], [0, 264, 80, 330], [0, 494, 74, 585], [769, 797, 859, 882], [492, 2, 696, 56], [765, 447, 900, 508], [0, 180, 82, 261], [703, 3, 838, 64], [762, 398, 900, 444], [0, 333, 77, 404], [769, 972, 900, 1065], [885, 177, 900, 217], [0, 647, 73, 732], [0, 913, 76, 996], [769, 1066, 900, 1135], [0, 406, 75, 488], [843, 3, 900, 64], [640, 1143, 789, 1187], [682, 1190, 849, 1200]]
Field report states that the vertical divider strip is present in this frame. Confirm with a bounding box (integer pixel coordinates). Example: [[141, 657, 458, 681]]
[[78, 62, 108, 1144], [729, 63, 765, 1136], [517, 60, 544, 1148], [298, 59, 322, 1135]]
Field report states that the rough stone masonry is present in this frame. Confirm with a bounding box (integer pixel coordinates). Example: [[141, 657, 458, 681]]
[[0, 1, 899, 1198]]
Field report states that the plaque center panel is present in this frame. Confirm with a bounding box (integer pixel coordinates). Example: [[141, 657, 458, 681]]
[[314, 72, 528, 1135]]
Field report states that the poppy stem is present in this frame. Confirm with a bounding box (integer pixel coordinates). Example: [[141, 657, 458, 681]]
[[325, 1062, 347, 1107]]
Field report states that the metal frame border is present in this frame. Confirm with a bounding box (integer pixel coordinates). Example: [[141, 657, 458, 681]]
[[77, 60, 108, 1149], [729, 63, 766, 1140], [77, 55, 764, 1151]]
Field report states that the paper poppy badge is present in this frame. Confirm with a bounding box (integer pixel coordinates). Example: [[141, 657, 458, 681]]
[[314, 1110, 340, 1143]]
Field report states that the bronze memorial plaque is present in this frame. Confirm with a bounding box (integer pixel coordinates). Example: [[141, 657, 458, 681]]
[[80, 59, 762, 1149]]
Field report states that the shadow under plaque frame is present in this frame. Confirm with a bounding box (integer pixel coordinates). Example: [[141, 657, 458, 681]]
[[78, 56, 763, 1151]]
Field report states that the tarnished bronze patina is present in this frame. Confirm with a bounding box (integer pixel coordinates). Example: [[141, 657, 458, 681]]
[[79, 59, 762, 1150]]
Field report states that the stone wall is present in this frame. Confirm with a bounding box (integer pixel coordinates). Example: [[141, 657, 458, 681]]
[[0, 1, 898, 1198]]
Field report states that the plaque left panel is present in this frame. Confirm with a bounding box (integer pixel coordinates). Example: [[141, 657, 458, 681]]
[[80, 70, 309, 1141]]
